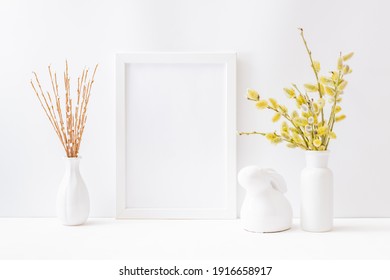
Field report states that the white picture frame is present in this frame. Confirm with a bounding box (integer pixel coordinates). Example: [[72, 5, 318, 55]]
[[116, 53, 236, 219]]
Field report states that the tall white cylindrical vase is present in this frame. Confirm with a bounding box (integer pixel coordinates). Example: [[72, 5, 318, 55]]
[[57, 157, 90, 226], [300, 151, 333, 232]]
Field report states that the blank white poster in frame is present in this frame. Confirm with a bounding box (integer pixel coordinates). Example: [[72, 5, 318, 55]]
[[116, 53, 236, 219]]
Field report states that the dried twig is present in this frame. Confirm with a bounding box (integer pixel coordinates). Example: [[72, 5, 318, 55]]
[[31, 62, 98, 157]]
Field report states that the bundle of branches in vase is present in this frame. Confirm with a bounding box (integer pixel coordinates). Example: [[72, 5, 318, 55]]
[[31, 62, 98, 157], [239, 28, 353, 151]]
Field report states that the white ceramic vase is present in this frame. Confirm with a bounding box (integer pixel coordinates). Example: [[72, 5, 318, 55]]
[[56, 157, 90, 226], [300, 151, 333, 232]]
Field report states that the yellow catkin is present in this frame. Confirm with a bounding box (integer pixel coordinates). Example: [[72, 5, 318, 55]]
[[318, 98, 325, 108], [284, 88, 295, 98], [343, 65, 350, 75], [313, 103, 319, 114], [271, 137, 283, 144], [266, 133, 276, 140], [337, 57, 343, 70], [329, 131, 337, 139], [304, 84, 318, 92], [331, 71, 339, 82], [281, 131, 290, 139], [313, 138, 322, 148], [325, 87, 335, 96], [269, 98, 278, 108], [296, 95, 306, 106], [338, 80, 348, 91], [313, 61, 321, 72], [317, 126, 327, 136], [293, 117, 308, 126], [281, 122, 289, 132], [247, 89, 259, 101], [342, 52, 354, 61], [292, 133, 303, 144], [320, 83, 325, 95], [256, 100, 268, 109], [320, 76, 333, 85], [272, 113, 281, 122], [279, 105, 288, 113], [266, 133, 281, 144], [335, 114, 346, 122]]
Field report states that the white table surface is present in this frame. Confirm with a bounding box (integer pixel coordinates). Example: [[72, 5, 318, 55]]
[[0, 218, 389, 259]]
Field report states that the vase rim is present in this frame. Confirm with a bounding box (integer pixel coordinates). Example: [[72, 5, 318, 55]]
[[64, 156, 82, 160], [305, 150, 330, 154]]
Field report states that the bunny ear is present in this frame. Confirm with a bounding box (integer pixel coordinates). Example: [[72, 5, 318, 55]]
[[264, 169, 287, 193]]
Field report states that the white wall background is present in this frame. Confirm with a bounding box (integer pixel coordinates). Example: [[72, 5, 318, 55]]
[[0, 0, 388, 217]]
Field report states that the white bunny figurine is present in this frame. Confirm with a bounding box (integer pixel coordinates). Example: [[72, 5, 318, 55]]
[[238, 166, 292, 233]]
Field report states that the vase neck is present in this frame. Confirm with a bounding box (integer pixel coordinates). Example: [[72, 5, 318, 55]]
[[64, 157, 81, 174], [305, 151, 330, 168]]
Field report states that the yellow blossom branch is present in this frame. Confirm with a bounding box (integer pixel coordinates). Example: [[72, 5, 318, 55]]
[[299, 28, 325, 126], [238, 131, 266, 136], [325, 64, 344, 149], [238, 131, 307, 149], [266, 105, 310, 148]]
